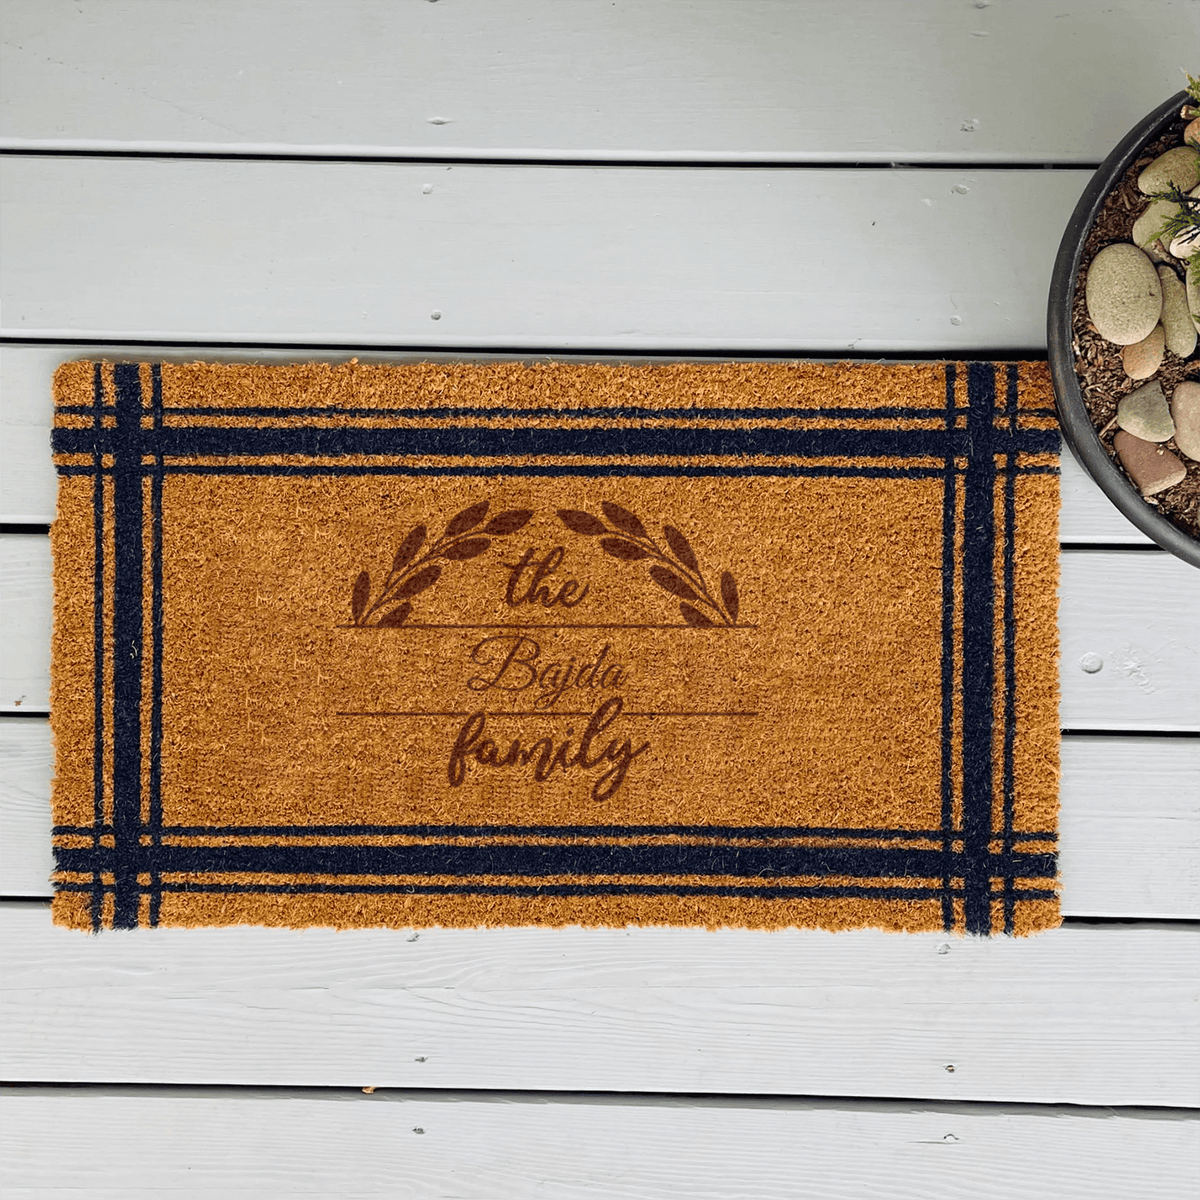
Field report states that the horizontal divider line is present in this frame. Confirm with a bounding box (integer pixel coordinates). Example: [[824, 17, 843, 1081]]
[[4, 900, 1194, 931], [1060, 728, 1200, 739], [0, 147, 1099, 171], [1061, 915, 1200, 928], [0, 335, 1051, 360], [2, 897, 1190, 931], [0, 1080, 1194, 1118], [6, 901, 1188, 932], [0, 524, 51, 536], [340, 624, 755, 631], [336, 711, 759, 718], [1060, 543, 1167, 552]]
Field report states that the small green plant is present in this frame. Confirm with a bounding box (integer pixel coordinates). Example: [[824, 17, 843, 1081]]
[[1149, 73, 1200, 295], [1182, 72, 1200, 121], [1151, 183, 1199, 257]]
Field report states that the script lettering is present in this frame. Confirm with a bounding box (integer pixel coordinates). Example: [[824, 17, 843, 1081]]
[[446, 695, 650, 801], [467, 635, 627, 709], [502, 546, 589, 608]]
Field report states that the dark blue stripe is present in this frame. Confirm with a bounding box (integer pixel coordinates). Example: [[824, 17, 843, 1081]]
[[53, 462, 1059, 481], [110, 365, 145, 929], [54, 839, 1056, 881], [54, 879, 1059, 901], [65, 463, 952, 480], [961, 363, 999, 934], [90, 363, 105, 931], [52, 422, 1058, 461], [1002, 365, 1018, 933]]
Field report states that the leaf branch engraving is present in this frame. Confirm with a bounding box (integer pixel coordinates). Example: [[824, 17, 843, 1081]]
[[349, 500, 532, 627], [556, 501, 741, 627]]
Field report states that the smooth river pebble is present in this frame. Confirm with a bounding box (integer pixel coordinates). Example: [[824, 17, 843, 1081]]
[[1117, 380, 1175, 442], [1171, 380, 1200, 463], [1132, 198, 1178, 249], [1085, 243, 1163, 345], [1137, 145, 1200, 195], [1158, 266, 1197, 358], [1114, 431, 1188, 496], [1122, 324, 1165, 379]]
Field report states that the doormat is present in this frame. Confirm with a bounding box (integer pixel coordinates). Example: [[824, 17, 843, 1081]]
[[49, 360, 1061, 935]]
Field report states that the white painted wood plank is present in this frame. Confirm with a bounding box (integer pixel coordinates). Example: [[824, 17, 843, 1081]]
[[1059, 552, 1200, 733], [1058, 737, 1200, 919], [0, 536, 49, 712], [7, 536, 1197, 725], [0, 719, 53, 895], [1, 0, 1194, 164], [3, 907, 1196, 1104], [1058, 445, 1153, 546], [5, 721, 1196, 916], [0, 345, 57, 524], [2, 1087, 1197, 1200], [0, 343, 1155, 543], [0, 156, 1088, 350]]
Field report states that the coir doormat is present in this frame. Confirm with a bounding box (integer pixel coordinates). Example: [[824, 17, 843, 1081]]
[[50, 361, 1061, 935]]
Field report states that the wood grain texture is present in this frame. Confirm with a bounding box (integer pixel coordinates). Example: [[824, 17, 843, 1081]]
[[7, 536, 1196, 724], [0, 719, 53, 895], [4, 721, 1196, 916], [1057, 442, 1153, 546], [2, 1086, 1197, 1200], [3, 905, 1197, 1104], [0, 537, 49, 713], [1, 0, 1195, 163], [0, 156, 1088, 351], [1059, 551, 1200, 732], [1058, 737, 1200, 920], [0, 343, 1155, 542]]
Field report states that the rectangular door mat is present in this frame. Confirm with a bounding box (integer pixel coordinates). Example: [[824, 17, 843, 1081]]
[[50, 361, 1061, 935]]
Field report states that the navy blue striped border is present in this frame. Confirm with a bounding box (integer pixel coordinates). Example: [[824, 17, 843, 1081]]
[[1002, 364, 1020, 934], [54, 421, 1055, 462], [54, 401, 1059, 422], [53, 840, 1054, 884], [110, 365, 145, 929], [89, 363, 106, 923], [55, 881, 1058, 903], [56, 462, 1058, 481]]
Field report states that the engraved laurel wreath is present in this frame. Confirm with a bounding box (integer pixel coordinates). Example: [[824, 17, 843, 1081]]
[[555, 501, 740, 628], [348, 500, 533, 627], [347, 499, 740, 628]]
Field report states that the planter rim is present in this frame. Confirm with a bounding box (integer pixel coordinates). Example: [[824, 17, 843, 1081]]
[[1047, 88, 1200, 568]]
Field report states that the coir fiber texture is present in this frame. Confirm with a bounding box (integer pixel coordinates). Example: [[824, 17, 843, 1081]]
[[50, 361, 1061, 935]]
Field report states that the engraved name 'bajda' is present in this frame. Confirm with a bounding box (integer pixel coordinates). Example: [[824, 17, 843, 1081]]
[[447, 635, 650, 801]]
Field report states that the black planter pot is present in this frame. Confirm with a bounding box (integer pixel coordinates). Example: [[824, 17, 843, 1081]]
[[1047, 89, 1200, 568]]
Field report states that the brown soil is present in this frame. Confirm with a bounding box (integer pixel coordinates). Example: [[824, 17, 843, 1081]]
[[1071, 125, 1200, 538]]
